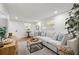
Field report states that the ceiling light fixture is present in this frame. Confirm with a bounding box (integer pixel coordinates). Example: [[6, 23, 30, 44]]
[[15, 16, 18, 19], [37, 22, 41, 27], [54, 10, 58, 14]]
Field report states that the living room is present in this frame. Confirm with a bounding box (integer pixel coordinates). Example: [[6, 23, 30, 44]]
[[0, 3, 79, 55]]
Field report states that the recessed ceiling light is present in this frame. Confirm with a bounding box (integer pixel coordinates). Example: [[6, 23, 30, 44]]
[[37, 22, 41, 27], [15, 16, 18, 19], [54, 10, 58, 14]]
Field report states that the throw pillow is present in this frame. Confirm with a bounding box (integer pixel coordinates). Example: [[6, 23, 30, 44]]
[[57, 33, 64, 41]]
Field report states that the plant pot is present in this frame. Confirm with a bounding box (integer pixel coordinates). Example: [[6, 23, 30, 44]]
[[0, 42, 4, 48]]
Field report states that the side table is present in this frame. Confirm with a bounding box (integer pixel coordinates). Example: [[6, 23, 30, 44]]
[[0, 42, 16, 55]]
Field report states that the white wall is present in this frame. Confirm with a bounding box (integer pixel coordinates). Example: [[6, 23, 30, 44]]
[[0, 16, 8, 27], [0, 4, 8, 27], [53, 12, 68, 34], [8, 20, 36, 38], [8, 20, 27, 38], [0, 4, 5, 13], [41, 12, 69, 34]]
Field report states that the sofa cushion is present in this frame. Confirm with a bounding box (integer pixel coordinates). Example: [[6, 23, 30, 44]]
[[48, 39, 62, 46], [52, 33, 58, 40], [36, 36, 62, 46]]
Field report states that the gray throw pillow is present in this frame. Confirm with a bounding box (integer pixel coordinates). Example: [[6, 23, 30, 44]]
[[57, 34, 64, 41]]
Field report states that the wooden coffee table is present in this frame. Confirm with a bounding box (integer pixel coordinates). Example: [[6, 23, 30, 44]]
[[27, 38, 43, 53]]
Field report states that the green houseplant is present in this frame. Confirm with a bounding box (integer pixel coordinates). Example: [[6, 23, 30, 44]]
[[65, 3, 79, 38], [0, 27, 7, 41]]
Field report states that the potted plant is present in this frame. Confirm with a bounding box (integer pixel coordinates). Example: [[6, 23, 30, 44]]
[[65, 3, 79, 38], [0, 27, 7, 47], [0, 27, 7, 40], [65, 3, 79, 54]]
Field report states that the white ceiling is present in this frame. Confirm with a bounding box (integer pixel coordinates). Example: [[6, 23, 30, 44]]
[[3, 3, 73, 22]]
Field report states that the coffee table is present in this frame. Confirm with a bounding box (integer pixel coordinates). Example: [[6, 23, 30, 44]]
[[27, 38, 43, 53]]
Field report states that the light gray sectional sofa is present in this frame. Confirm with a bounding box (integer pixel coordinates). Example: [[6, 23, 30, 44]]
[[37, 33, 66, 53], [36, 32, 79, 55]]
